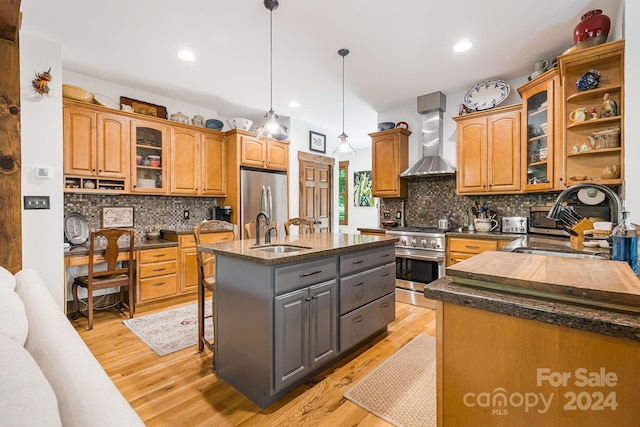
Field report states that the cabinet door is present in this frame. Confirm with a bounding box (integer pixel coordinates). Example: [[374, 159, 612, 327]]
[[181, 247, 199, 293], [96, 113, 129, 179], [274, 287, 309, 391], [131, 120, 169, 194], [266, 140, 288, 170], [371, 130, 408, 198], [456, 117, 487, 193], [487, 110, 521, 193], [309, 280, 338, 369], [170, 128, 200, 194], [64, 106, 97, 176], [201, 132, 226, 196], [240, 136, 266, 168]]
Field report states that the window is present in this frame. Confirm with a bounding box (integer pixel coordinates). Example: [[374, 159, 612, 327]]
[[339, 161, 348, 225]]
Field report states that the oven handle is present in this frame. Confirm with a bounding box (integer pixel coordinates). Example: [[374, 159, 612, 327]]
[[395, 250, 445, 263]]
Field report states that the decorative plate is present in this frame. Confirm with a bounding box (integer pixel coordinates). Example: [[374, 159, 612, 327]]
[[64, 212, 89, 245], [463, 79, 511, 110], [93, 93, 120, 110]]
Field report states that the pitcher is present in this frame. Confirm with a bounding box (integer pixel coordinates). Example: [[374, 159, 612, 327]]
[[569, 108, 587, 124], [474, 218, 498, 232], [529, 60, 549, 80]]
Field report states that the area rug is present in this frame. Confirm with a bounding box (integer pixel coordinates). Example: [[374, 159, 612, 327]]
[[344, 334, 436, 427], [123, 303, 212, 356]]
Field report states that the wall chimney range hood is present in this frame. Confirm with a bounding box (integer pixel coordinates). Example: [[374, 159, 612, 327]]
[[400, 91, 456, 177]]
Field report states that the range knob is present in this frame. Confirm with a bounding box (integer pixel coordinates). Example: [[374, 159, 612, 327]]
[[399, 238, 407, 246], [420, 239, 427, 248], [430, 240, 438, 248], [410, 238, 417, 247]]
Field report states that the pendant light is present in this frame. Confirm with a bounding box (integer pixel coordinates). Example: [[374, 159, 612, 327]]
[[256, 0, 287, 140], [332, 48, 356, 155]]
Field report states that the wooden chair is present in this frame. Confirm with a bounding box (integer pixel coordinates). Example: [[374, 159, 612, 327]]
[[194, 220, 237, 353], [72, 228, 135, 331], [284, 218, 315, 235], [244, 219, 280, 240]]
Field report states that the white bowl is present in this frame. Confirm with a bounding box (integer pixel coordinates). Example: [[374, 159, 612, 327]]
[[93, 93, 120, 110], [227, 118, 253, 131]]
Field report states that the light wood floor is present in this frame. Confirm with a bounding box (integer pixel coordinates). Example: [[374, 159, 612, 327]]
[[73, 298, 436, 426]]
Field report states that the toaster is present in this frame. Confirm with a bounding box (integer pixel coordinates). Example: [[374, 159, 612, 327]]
[[502, 216, 528, 233]]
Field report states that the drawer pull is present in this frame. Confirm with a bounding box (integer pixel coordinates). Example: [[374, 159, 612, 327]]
[[304, 297, 311, 302], [352, 316, 364, 323], [153, 254, 167, 258], [153, 282, 166, 286], [380, 302, 390, 308], [299, 270, 322, 278], [153, 268, 166, 272], [352, 260, 364, 265], [312, 295, 318, 299], [381, 272, 390, 277], [464, 245, 480, 249], [353, 282, 364, 287]]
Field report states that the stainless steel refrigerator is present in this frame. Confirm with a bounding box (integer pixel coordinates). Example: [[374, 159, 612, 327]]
[[240, 169, 288, 236]]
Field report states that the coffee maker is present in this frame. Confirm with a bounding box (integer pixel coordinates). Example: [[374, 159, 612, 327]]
[[210, 206, 232, 222]]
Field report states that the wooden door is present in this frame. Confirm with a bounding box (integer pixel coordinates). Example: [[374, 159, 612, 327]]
[[266, 140, 289, 170], [456, 116, 487, 193], [487, 110, 520, 193], [240, 136, 266, 168], [300, 156, 332, 233], [96, 113, 129, 178], [64, 106, 97, 176], [201, 131, 226, 196], [170, 127, 200, 194]]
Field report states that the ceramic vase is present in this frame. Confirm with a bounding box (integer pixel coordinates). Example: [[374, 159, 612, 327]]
[[574, 9, 610, 48]]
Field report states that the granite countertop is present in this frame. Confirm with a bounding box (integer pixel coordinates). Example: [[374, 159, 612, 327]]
[[64, 239, 178, 257], [197, 233, 398, 266], [447, 230, 523, 240], [356, 227, 389, 233], [425, 276, 640, 343]]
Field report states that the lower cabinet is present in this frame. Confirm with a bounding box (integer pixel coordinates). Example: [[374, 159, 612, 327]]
[[136, 247, 178, 304], [446, 236, 512, 267], [274, 280, 337, 392]]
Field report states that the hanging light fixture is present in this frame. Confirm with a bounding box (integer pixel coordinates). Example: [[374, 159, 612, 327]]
[[332, 48, 356, 155], [256, 0, 287, 140]]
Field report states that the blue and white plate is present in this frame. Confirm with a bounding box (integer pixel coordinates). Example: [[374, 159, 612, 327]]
[[463, 80, 510, 111]]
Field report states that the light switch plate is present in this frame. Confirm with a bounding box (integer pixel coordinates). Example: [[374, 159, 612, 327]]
[[24, 196, 50, 209]]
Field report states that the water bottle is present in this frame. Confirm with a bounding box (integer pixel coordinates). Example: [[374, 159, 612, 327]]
[[612, 211, 638, 275]]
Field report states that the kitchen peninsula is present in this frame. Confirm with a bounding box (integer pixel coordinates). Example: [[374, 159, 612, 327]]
[[197, 233, 397, 408], [426, 251, 640, 426]]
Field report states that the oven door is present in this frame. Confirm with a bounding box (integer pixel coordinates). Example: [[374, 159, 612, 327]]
[[394, 248, 445, 308]]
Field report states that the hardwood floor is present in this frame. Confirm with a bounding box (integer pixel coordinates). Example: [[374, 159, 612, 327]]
[[73, 298, 436, 426]]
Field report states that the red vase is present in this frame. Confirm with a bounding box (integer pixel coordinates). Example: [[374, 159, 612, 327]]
[[574, 9, 610, 48]]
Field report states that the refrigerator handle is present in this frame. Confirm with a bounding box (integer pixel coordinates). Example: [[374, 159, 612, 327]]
[[267, 186, 273, 221]]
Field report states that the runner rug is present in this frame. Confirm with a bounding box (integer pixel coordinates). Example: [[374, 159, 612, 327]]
[[123, 303, 212, 356], [344, 334, 437, 427]]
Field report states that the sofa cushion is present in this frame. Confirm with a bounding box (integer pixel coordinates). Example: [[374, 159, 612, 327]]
[[0, 288, 28, 346], [0, 333, 62, 426], [14, 269, 145, 427], [0, 265, 16, 290]]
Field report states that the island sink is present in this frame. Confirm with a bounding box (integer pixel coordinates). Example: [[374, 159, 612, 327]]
[[511, 247, 609, 260], [249, 244, 312, 253]]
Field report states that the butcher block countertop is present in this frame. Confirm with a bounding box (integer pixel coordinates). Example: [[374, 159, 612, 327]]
[[197, 233, 398, 266], [447, 251, 640, 313]]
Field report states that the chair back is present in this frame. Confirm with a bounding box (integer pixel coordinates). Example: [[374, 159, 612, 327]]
[[245, 219, 280, 240], [87, 228, 134, 281], [194, 220, 237, 245], [284, 218, 315, 235]]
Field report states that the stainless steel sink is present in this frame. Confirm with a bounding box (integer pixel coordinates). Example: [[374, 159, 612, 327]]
[[512, 247, 609, 260], [250, 244, 312, 253]]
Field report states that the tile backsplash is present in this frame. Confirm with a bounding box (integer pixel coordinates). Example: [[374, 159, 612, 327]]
[[379, 175, 560, 228], [64, 194, 217, 241]]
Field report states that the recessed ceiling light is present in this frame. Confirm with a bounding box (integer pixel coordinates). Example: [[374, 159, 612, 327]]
[[453, 40, 472, 52], [288, 100, 300, 108], [178, 50, 196, 61]]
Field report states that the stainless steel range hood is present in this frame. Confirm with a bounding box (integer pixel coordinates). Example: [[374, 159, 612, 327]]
[[400, 91, 456, 177]]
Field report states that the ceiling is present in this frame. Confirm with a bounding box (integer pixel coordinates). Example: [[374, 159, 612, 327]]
[[20, 0, 621, 150]]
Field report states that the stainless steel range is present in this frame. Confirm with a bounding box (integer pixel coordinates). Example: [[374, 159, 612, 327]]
[[386, 226, 452, 309]]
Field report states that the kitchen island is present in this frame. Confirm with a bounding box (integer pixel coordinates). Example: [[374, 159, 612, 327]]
[[197, 233, 398, 408], [425, 251, 640, 426]]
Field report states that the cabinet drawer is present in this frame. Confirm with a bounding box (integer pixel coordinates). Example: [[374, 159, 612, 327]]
[[138, 274, 178, 302], [448, 238, 498, 254], [275, 256, 337, 294], [138, 260, 178, 279], [340, 262, 395, 315], [340, 292, 395, 352], [138, 247, 177, 264], [447, 251, 475, 266], [339, 245, 395, 276]]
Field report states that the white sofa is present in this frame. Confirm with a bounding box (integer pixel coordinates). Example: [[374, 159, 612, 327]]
[[0, 267, 144, 426]]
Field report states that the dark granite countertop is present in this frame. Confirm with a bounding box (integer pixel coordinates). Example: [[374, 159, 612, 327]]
[[425, 276, 640, 343], [64, 239, 178, 257], [356, 227, 389, 234], [198, 233, 398, 266]]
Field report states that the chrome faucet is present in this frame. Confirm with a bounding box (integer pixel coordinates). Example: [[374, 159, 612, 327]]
[[547, 183, 622, 225], [255, 211, 270, 245]]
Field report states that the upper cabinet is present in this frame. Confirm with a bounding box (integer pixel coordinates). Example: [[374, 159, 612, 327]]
[[518, 68, 565, 192], [130, 119, 170, 194], [454, 105, 521, 195], [370, 128, 410, 198], [559, 40, 624, 187], [63, 104, 129, 192], [239, 132, 289, 171]]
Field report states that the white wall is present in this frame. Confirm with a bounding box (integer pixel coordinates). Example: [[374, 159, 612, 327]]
[[20, 34, 65, 307], [623, 1, 639, 223], [337, 148, 379, 234]]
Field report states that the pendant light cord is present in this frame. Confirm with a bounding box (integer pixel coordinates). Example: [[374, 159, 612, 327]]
[[342, 52, 345, 134], [269, 8, 273, 111]]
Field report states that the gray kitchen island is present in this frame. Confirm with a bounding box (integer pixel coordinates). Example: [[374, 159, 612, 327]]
[[197, 233, 398, 408]]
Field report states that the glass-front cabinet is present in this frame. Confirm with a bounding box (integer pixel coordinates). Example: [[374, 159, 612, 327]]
[[131, 119, 169, 194], [518, 68, 562, 192]]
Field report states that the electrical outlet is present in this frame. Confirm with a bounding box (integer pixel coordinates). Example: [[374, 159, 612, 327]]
[[396, 211, 402, 219], [383, 210, 391, 219], [183, 210, 190, 220]]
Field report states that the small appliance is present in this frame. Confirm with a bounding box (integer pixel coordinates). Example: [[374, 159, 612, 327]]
[[502, 216, 528, 233], [212, 206, 232, 222]]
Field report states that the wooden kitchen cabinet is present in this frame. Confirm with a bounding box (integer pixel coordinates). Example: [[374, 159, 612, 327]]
[[239, 132, 289, 171], [63, 102, 129, 192], [559, 40, 624, 187], [169, 127, 226, 196], [130, 119, 170, 194], [454, 105, 521, 195], [136, 247, 179, 304], [518, 68, 565, 192], [370, 128, 410, 198], [446, 236, 511, 267]]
